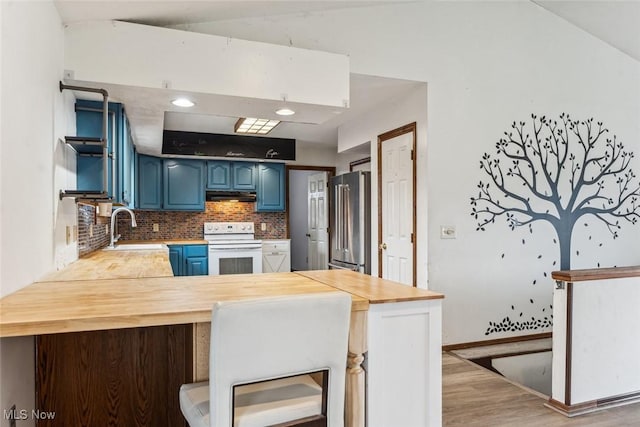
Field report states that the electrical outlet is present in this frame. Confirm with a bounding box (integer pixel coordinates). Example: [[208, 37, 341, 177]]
[[89, 224, 94, 238], [261, 223, 267, 231], [153, 223, 159, 232], [105, 224, 109, 234], [440, 226, 456, 239], [66, 226, 71, 244]]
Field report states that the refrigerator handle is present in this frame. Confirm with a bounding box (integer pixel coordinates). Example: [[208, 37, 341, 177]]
[[344, 185, 350, 252], [335, 184, 342, 251], [328, 262, 357, 271]]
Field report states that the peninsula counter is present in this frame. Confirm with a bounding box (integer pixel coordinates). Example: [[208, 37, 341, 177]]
[[0, 265, 443, 427]]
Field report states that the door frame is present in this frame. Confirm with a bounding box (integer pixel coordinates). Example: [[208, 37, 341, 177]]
[[284, 165, 336, 270], [377, 122, 417, 286]]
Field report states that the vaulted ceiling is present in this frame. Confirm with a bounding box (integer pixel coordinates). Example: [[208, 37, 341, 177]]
[[53, 1, 639, 154]]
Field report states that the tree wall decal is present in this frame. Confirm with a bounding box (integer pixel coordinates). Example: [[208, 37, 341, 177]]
[[471, 113, 639, 271]]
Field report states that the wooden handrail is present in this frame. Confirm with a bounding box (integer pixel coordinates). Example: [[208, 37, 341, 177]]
[[551, 265, 640, 282]]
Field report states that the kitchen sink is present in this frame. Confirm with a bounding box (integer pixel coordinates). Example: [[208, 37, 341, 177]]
[[104, 243, 167, 251]]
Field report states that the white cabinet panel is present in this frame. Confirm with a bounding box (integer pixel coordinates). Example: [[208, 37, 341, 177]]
[[262, 240, 291, 273]]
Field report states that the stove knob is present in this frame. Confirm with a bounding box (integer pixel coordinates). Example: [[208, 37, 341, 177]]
[[240, 225, 246, 230], [213, 225, 219, 231]]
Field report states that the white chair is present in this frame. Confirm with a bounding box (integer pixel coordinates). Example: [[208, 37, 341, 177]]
[[179, 292, 352, 427]]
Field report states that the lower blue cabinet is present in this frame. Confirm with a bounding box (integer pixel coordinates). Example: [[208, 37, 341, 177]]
[[169, 244, 208, 276], [168, 245, 184, 276]]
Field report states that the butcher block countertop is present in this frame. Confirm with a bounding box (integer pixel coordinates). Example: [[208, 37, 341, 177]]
[[0, 273, 370, 337], [298, 270, 444, 304], [0, 243, 443, 338], [38, 248, 174, 282]]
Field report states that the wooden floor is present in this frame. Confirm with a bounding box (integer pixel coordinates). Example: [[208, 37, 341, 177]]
[[443, 353, 640, 426]]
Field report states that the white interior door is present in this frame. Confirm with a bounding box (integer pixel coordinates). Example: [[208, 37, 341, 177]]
[[308, 172, 329, 270], [379, 125, 415, 285]]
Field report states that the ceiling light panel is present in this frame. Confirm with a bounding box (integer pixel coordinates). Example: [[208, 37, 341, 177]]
[[234, 117, 280, 134]]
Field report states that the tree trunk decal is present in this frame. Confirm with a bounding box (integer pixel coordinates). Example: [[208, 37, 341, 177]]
[[471, 114, 639, 335]]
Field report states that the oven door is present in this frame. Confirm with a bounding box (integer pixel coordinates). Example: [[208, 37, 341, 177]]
[[208, 245, 262, 275]]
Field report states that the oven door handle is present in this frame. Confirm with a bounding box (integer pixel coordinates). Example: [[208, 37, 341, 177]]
[[209, 246, 262, 251]]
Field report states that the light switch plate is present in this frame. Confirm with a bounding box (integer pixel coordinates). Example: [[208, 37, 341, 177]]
[[153, 223, 159, 232], [261, 223, 267, 231], [440, 226, 456, 239]]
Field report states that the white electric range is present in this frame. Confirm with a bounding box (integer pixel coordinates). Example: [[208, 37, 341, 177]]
[[204, 222, 262, 275]]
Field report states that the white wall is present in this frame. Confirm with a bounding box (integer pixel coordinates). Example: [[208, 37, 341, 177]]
[[1, 1, 75, 423], [292, 141, 337, 167], [338, 85, 428, 284], [175, 1, 640, 345]]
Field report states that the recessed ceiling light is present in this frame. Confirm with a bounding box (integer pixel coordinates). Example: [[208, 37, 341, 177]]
[[234, 118, 281, 134], [171, 98, 195, 108], [275, 108, 295, 116]]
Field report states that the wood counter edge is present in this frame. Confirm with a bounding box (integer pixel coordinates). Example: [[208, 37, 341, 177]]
[[295, 271, 444, 303], [551, 265, 640, 282], [0, 291, 368, 338]]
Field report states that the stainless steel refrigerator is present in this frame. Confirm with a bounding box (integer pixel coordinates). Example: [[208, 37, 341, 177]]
[[329, 171, 371, 273]]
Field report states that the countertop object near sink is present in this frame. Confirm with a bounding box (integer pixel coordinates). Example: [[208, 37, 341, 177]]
[[103, 243, 167, 251]]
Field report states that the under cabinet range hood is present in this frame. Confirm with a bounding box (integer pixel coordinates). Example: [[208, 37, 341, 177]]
[[206, 191, 256, 202]]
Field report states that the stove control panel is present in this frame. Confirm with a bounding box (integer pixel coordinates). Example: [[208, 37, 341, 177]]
[[204, 222, 255, 235]]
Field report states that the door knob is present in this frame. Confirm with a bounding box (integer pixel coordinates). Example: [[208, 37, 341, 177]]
[[305, 233, 311, 237], [379, 243, 387, 250]]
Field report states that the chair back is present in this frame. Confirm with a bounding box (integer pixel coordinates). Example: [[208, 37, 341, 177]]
[[209, 291, 352, 427]]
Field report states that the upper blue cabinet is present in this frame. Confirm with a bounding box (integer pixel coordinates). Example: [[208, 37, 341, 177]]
[[256, 163, 286, 212], [137, 157, 205, 211], [206, 161, 232, 190], [137, 156, 283, 212], [233, 162, 257, 191], [137, 155, 162, 210], [163, 159, 205, 211], [207, 161, 257, 191], [74, 99, 135, 207]]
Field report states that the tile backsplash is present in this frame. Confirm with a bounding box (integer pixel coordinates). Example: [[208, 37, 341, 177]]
[[116, 201, 286, 241], [77, 203, 111, 256]]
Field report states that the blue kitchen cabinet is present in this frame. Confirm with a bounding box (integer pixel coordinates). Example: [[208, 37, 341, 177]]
[[74, 100, 135, 206], [75, 100, 117, 195], [256, 163, 286, 212], [168, 245, 184, 276], [184, 245, 208, 276], [232, 162, 257, 191], [207, 161, 232, 190], [207, 161, 256, 191], [118, 114, 136, 207], [169, 244, 208, 276], [136, 155, 162, 210], [163, 159, 205, 211]]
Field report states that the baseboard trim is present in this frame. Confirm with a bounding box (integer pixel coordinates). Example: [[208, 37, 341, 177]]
[[442, 332, 552, 352], [546, 391, 640, 417]]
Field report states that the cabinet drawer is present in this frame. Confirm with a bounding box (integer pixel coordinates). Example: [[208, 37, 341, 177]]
[[184, 245, 208, 258], [262, 241, 290, 253]]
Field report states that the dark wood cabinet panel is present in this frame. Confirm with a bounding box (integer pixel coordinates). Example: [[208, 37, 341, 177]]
[[35, 325, 192, 427]]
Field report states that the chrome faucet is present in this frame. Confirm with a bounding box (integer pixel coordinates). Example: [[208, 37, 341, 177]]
[[109, 207, 137, 248]]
